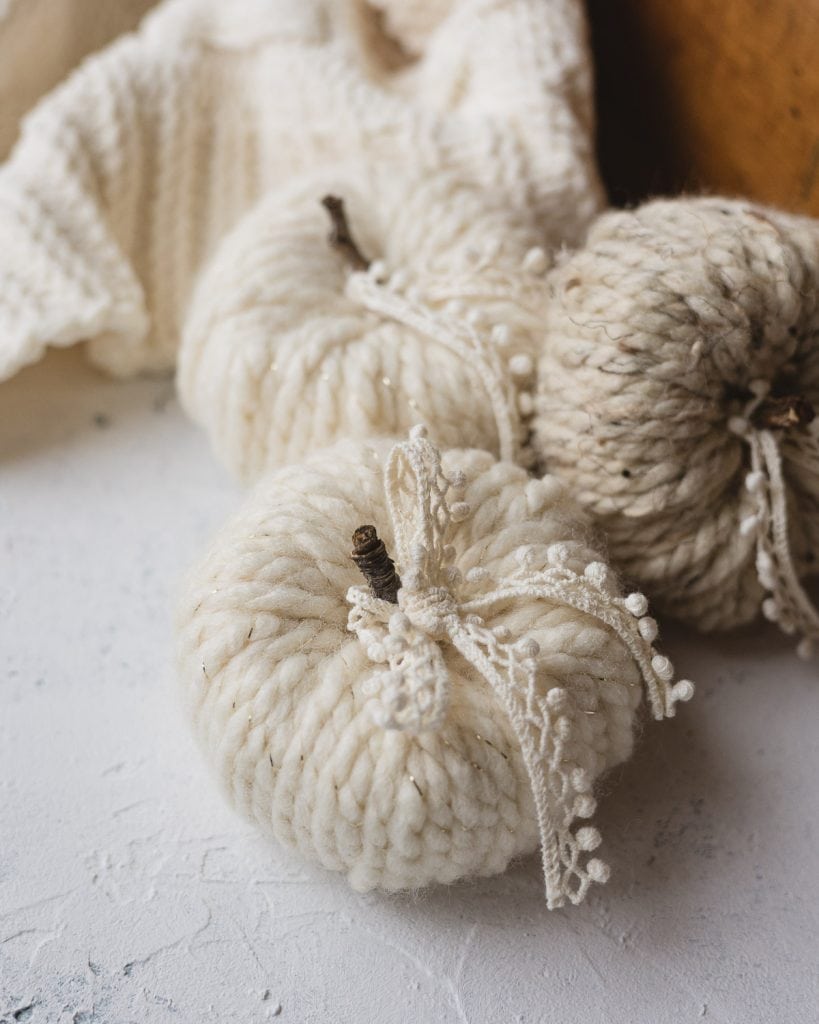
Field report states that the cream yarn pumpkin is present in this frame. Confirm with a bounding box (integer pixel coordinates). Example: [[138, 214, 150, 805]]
[[534, 197, 819, 651], [178, 164, 549, 482], [176, 430, 692, 906]]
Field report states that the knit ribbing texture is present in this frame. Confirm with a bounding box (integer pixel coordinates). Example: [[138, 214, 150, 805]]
[[0, 0, 602, 382]]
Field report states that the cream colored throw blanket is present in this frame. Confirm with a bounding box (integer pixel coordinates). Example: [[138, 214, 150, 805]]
[[0, 0, 602, 384], [0, 0, 154, 158]]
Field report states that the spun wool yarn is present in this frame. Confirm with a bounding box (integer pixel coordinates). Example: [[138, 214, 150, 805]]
[[178, 164, 549, 482], [176, 428, 692, 906], [0, 0, 602, 382], [534, 197, 819, 650]]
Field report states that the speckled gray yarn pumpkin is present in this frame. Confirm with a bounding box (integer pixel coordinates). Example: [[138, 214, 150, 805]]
[[534, 196, 819, 648]]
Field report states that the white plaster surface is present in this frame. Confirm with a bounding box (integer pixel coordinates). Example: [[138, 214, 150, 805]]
[[1, 350, 818, 1024]]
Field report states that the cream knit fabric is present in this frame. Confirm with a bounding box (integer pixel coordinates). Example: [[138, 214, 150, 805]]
[[533, 197, 819, 648], [177, 431, 692, 905], [0, 0, 603, 383], [0, 0, 155, 159]]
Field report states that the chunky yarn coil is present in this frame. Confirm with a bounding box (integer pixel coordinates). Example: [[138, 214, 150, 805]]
[[177, 430, 692, 905], [534, 197, 819, 648], [178, 165, 549, 481]]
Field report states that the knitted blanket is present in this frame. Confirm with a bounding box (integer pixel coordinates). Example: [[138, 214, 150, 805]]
[[0, 0, 601, 382]]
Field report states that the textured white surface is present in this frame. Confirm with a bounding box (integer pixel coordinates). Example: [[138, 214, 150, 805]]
[[1, 350, 818, 1024]]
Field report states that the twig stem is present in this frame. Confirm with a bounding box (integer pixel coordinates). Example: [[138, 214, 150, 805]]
[[351, 525, 401, 603], [321, 195, 371, 272], [755, 394, 815, 430]]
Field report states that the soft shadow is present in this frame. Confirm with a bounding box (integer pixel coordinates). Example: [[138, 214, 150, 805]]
[[0, 347, 176, 464], [368, 618, 803, 938]]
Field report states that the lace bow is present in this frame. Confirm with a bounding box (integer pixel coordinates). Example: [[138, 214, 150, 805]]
[[730, 380, 819, 657], [347, 427, 694, 907]]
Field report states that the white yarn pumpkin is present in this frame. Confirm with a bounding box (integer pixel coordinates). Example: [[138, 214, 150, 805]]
[[534, 197, 819, 651], [178, 164, 548, 482], [176, 431, 692, 905]]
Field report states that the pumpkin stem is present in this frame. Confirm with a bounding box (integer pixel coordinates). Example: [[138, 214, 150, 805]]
[[321, 195, 371, 272]]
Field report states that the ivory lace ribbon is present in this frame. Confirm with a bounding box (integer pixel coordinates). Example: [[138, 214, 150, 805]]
[[347, 428, 694, 908], [732, 381, 819, 657], [346, 259, 538, 465]]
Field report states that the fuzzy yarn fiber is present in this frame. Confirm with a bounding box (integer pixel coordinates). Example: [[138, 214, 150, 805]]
[[534, 197, 819, 641]]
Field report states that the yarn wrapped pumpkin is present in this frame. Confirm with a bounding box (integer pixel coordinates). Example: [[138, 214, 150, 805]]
[[178, 165, 549, 481], [534, 197, 819, 651], [176, 429, 692, 906]]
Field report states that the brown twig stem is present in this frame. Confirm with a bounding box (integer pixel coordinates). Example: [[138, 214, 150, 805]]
[[321, 195, 371, 272], [756, 394, 815, 430], [351, 525, 401, 603]]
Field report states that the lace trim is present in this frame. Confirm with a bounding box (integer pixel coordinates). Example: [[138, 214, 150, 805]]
[[347, 428, 694, 907], [345, 251, 545, 466], [731, 381, 819, 657]]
